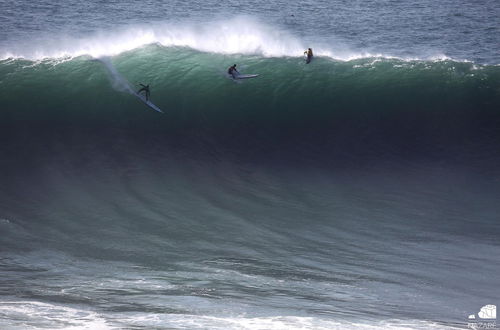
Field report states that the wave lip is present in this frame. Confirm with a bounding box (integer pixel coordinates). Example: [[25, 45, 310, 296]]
[[0, 17, 306, 61], [0, 16, 460, 63]]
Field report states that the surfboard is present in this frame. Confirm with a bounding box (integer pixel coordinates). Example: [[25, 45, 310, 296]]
[[135, 93, 163, 113], [235, 74, 259, 79]]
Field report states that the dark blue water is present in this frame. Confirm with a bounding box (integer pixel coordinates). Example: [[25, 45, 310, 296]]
[[1, 1, 499, 329]]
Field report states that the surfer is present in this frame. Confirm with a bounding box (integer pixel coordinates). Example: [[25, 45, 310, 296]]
[[227, 64, 239, 78], [304, 48, 313, 63], [137, 83, 150, 101]]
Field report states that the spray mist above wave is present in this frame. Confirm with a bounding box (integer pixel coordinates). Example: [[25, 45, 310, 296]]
[[0, 16, 451, 62], [1, 17, 303, 60]]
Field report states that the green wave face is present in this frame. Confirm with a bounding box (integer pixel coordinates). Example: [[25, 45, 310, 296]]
[[1, 46, 499, 157]]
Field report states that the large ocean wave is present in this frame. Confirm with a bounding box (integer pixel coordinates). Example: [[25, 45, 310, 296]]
[[1, 41, 500, 330], [1, 45, 499, 160]]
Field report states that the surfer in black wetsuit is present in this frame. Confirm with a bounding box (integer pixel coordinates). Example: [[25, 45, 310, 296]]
[[304, 48, 313, 63], [228, 64, 239, 78], [137, 83, 150, 101]]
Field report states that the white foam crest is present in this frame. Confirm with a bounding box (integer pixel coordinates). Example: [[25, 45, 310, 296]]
[[0, 17, 306, 60], [0, 16, 462, 63]]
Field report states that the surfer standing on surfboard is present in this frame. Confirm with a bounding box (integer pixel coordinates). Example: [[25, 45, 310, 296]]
[[304, 48, 313, 63], [137, 83, 150, 101], [227, 64, 239, 78]]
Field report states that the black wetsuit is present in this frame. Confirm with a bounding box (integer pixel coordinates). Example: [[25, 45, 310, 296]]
[[228, 66, 238, 78], [305, 49, 313, 63], [138, 84, 150, 101]]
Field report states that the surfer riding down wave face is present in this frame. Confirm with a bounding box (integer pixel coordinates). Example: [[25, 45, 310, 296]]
[[137, 83, 150, 101]]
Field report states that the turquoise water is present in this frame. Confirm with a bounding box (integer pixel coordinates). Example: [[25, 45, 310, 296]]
[[1, 1, 500, 329]]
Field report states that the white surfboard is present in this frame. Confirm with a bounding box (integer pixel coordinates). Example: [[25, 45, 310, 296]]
[[135, 93, 163, 113], [235, 74, 259, 79]]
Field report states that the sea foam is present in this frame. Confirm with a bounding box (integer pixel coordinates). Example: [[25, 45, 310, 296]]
[[1, 17, 307, 60], [0, 16, 450, 62]]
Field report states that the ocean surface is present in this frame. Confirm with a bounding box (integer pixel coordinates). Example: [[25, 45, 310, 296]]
[[1, 0, 500, 329]]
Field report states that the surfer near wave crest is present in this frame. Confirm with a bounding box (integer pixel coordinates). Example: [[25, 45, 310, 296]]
[[304, 48, 313, 63], [137, 83, 150, 101], [228, 64, 239, 78]]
